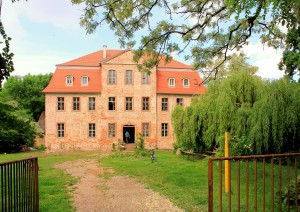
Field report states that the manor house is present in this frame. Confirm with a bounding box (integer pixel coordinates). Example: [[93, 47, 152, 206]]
[[43, 47, 205, 151]]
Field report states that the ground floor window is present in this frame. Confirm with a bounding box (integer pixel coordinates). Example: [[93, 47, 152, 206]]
[[89, 123, 96, 137], [142, 123, 149, 137], [176, 98, 183, 106], [108, 123, 116, 138], [57, 123, 65, 138], [161, 123, 168, 137]]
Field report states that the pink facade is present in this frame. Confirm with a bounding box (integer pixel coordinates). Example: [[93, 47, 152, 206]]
[[43, 49, 205, 151]]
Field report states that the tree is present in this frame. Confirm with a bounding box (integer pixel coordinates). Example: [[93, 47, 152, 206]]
[[1, 73, 52, 121], [278, 26, 300, 79], [0, 98, 37, 152], [72, 0, 299, 80], [172, 71, 300, 155]]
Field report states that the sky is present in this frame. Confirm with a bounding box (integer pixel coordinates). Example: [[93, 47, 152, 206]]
[[2, 0, 285, 80]]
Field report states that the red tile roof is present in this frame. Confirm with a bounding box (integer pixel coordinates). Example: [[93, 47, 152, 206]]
[[157, 55, 193, 69], [43, 68, 102, 93], [156, 70, 205, 95], [57, 50, 125, 67]]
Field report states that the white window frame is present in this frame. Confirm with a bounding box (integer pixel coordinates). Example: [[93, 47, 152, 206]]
[[108, 97, 116, 110], [108, 70, 116, 84], [108, 123, 116, 138], [162, 98, 168, 111], [126, 97, 133, 111], [142, 72, 149, 84], [169, 78, 175, 87], [88, 97, 95, 111], [57, 123, 65, 138], [73, 97, 80, 111], [82, 76, 88, 86], [126, 70, 133, 84], [183, 78, 190, 87], [57, 97, 64, 111], [66, 76, 73, 85], [161, 123, 168, 137], [89, 123, 96, 137], [142, 97, 149, 111], [142, 123, 149, 137]]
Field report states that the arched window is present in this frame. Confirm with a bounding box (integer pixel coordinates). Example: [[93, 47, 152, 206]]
[[183, 78, 190, 87], [168, 78, 175, 87], [82, 76, 88, 86], [66, 76, 73, 85]]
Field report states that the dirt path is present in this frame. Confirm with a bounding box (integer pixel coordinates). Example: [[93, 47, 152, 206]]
[[56, 158, 183, 212]]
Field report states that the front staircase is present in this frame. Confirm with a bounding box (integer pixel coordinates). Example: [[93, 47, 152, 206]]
[[124, 143, 136, 152]]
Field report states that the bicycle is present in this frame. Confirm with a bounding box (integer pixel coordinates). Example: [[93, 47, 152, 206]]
[[149, 149, 156, 163]]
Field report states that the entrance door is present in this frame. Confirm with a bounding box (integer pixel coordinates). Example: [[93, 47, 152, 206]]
[[123, 126, 135, 143]]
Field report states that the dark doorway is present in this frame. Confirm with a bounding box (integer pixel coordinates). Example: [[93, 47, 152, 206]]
[[123, 126, 135, 143]]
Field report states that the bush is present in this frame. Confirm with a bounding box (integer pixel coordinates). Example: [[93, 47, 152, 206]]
[[135, 133, 147, 156]]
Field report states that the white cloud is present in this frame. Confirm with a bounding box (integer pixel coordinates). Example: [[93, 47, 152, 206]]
[[241, 42, 284, 79]]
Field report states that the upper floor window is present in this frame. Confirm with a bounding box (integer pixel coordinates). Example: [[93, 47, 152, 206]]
[[183, 78, 190, 87], [66, 76, 73, 85], [73, 97, 80, 111], [177, 98, 183, 106], [142, 97, 149, 111], [126, 70, 132, 84], [169, 78, 175, 87], [126, 97, 133, 111], [162, 98, 168, 111], [108, 97, 116, 110], [57, 97, 64, 111], [142, 72, 149, 84], [89, 123, 96, 138], [89, 97, 95, 111], [57, 123, 65, 138], [108, 70, 116, 84], [82, 76, 88, 86]]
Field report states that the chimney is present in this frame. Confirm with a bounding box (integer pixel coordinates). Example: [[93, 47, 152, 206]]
[[103, 45, 107, 59], [171, 50, 175, 59]]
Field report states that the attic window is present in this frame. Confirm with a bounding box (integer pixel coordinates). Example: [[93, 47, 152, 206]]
[[183, 78, 190, 87], [82, 76, 88, 86], [66, 76, 73, 86], [168, 78, 175, 87]]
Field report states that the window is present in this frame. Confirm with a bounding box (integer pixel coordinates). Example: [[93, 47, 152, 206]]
[[183, 78, 190, 87], [142, 123, 149, 137], [169, 78, 175, 87], [89, 97, 95, 110], [73, 97, 80, 110], [162, 98, 168, 111], [57, 123, 65, 138], [126, 97, 133, 111], [108, 123, 115, 138], [57, 97, 64, 111], [66, 76, 73, 85], [161, 123, 168, 137], [89, 123, 96, 137], [108, 70, 116, 84], [108, 97, 116, 110], [142, 97, 149, 111], [177, 98, 183, 106], [126, 70, 132, 84], [82, 76, 88, 86], [142, 72, 149, 84]]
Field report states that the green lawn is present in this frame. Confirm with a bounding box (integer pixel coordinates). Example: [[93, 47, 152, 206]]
[[0, 150, 297, 212]]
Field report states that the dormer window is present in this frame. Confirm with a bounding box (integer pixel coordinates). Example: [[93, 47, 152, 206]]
[[169, 78, 175, 87], [183, 78, 190, 87], [66, 76, 73, 85], [82, 76, 88, 86]]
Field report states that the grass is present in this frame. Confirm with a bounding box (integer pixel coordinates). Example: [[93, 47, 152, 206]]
[[1, 150, 298, 211], [0, 151, 102, 212]]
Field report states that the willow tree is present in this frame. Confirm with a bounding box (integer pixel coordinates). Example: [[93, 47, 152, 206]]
[[172, 70, 300, 155]]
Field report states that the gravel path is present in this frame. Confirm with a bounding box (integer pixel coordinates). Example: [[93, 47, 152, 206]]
[[56, 159, 183, 212]]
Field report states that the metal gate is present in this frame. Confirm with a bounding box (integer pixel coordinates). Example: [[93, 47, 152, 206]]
[[208, 153, 300, 212], [1, 157, 39, 212]]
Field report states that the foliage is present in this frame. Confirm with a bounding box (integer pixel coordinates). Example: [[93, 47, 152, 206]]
[[0, 97, 37, 152], [280, 175, 300, 207], [0, 21, 14, 87], [135, 133, 147, 156], [1, 73, 52, 121], [172, 71, 300, 155], [71, 0, 299, 79], [278, 25, 300, 79]]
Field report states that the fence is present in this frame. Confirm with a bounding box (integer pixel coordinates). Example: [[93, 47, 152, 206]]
[[208, 153, 300, 212], [1, 157, 39, 212]]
